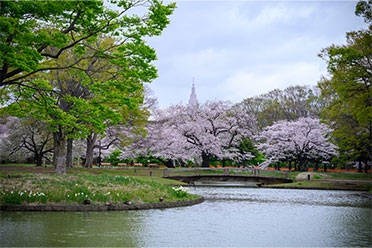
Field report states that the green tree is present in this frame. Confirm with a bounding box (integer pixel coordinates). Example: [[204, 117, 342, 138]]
[[0, 0, 175, 88], [318, 1, 372, 169], [238, 85, 323, 130], [356, 0, 372, 23], [48, 36, 149, 169], [1, 0, 176, 174], [237, 137, 265, 167]]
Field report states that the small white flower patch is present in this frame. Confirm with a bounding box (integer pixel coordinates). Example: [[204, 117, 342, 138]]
[[172, 186, 189, 197]]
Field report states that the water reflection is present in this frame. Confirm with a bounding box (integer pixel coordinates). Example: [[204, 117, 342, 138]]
[[1, 188, 371, 247], [1, 212, 144, 247]]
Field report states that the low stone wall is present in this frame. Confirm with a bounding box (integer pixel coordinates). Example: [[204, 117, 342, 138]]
[[0, 197, 204, 212]]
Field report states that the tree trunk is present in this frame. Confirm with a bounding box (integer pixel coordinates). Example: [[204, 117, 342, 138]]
[[298, 158, 308, 172], [84, 133, 97, 168], [369, 121, 372, 172], [164, 159, 175, 168], [242, 160, 247, 168], [314, 161, 319, 172], [54, 131, 67, 174], [66, 138, 73, 168], [358, 160, 362, 173], [201, 151, 210, 168], [364, 160, 369, 173], [35, 153, 43, 167]]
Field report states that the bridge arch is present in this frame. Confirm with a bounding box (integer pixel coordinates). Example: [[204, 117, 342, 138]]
[[163, 168, 293, 185]]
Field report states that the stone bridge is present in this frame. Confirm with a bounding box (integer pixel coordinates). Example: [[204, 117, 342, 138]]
[[163, 168, 293, 186]]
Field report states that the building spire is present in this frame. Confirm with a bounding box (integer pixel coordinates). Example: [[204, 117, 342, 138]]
[[188, 77, 199, 108]]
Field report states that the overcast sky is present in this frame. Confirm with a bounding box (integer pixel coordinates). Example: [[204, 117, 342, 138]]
[[147, 0, 367, 108]]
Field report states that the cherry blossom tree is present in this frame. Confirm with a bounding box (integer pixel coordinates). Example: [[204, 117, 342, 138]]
[[257, 117, 338, 171], [0, 117, 53, 166], [129, 101, 257, 167], [121, 107, 192, 166]]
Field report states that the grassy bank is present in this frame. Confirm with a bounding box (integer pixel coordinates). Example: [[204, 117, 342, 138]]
[[0, 166, 198, 206], [265, 172, 372, 191]]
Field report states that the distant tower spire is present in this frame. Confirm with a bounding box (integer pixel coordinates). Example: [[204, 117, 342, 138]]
[[188, 77, 199, 108]]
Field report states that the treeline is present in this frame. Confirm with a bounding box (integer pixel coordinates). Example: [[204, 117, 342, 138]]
[[0, 1, 176, 174], [0, 1, 371, 173]]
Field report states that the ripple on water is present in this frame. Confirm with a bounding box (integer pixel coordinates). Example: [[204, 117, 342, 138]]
[[194, 187, 372, 208]]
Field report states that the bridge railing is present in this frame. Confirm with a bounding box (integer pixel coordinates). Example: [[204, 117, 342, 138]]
[[163, 167, 291, 179]]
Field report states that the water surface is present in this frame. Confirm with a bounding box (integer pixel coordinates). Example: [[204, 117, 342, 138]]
[[1, 187, 371, 247]]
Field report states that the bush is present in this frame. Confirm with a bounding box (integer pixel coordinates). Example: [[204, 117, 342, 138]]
[[105, 150, 121, 166]]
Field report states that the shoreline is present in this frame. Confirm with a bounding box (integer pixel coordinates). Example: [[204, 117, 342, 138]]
[[262, 179, 372, 192], [0, 196, 204, 212]]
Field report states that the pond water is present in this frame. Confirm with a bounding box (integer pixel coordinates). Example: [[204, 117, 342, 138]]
[[1, 187, 371, 247]]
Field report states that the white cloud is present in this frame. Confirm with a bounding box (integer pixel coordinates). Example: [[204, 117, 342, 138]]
[[251, 3, 313, 26], [148, 1, 367, 108], [219, 62, 325, 102]]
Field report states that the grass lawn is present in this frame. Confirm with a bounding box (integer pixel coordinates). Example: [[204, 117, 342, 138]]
[[0, 164, 197, 206]]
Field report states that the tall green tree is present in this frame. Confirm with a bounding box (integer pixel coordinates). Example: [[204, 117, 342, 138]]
[[238, 85, 322, 130], [1, 0, 176, 174], [318, 1, 372, 168], [47, 36, 149, 169]]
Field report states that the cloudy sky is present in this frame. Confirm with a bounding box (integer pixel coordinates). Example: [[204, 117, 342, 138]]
[[147, 0, 367, 108]]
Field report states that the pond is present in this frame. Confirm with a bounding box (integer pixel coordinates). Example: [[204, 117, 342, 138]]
[[1, 187, 371, 247]]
